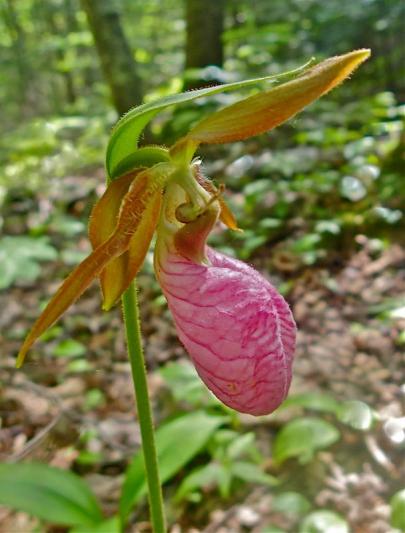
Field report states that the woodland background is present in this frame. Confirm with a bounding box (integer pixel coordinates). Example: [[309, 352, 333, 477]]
[[0, 0, 404, 531]]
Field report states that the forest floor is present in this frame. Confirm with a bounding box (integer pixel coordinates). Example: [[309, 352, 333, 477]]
[[0, 173, 404, 533]]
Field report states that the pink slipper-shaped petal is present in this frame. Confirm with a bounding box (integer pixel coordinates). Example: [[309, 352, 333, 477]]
[[155, 239, 296, 416]]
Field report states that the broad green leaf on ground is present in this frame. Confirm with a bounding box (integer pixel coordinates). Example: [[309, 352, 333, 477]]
[[119, 411, 226, 522], [0, 463, 103, 527], [273, 417, 340, 464], [390, 489, 405, 531], [272, 492, 312, 517], [0, 236, 57, 289], [300, 510, 349, 533], [281, 395, 374, 430], [70, 516, 120, 533], [106, 60, 315, 178], [337, 400, 374, 430], [281, 392, 340, 414]]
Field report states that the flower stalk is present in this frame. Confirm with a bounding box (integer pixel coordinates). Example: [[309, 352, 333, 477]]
[[122, 283, 166, 533]]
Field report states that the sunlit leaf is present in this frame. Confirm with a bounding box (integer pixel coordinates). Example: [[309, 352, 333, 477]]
[[273, 417, 340, 464], [337, 400, 374, 430], [300, 510, 349, 533], [340, 175, 367, 201]]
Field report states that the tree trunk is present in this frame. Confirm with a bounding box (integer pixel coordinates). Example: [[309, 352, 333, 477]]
[[44, 0, 77, 106], [185, 0, 225, 88], [63, 0, 78, 104], [81, 0, 142, 114], [3, 0, 30, 106]]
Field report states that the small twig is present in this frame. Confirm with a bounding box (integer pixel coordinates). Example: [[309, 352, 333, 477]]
[[364, 434, 397, 477], [1, 380, 65, 462]]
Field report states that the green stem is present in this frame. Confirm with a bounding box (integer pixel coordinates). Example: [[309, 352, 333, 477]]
[[122, 282, 166, 533]]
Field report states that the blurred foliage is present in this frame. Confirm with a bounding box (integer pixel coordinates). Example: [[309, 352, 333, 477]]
[[0, 235, 57, 288], [1, 359, 401, 531], [391, 489, 405, 531], [1, 0, 403, 272]]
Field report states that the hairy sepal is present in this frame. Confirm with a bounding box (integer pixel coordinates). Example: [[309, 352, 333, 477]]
[[185, 49, 370, 144]]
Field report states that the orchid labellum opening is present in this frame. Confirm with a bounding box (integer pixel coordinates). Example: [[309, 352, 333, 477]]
[[17, 50, 370, 415]]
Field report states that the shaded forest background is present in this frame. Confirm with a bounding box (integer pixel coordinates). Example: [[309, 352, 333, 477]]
[[0, 0, 404, 532]]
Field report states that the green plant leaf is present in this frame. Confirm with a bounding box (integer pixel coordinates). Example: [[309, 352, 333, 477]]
[[300, 510, 349, 533], [272, 492, 311, 517], [337, 400, 374, 430], [159, 360, 213, 406], [281, 392, 340, 414], [227, 432, 257, 460], [50, 215, 85, 237], [175, 462, 224, 501], [390, 489, 405, 531], [0, 462, 103, 527], [273, 417, 340, 464], [106, 60, 315, 178], [70, 516, 120, 533], [53, 339, 87, 358], [217, 464, 233, 499], [0, 236, 58, 289], [231, 461, 278, 486], [119, 411, 226, 522]]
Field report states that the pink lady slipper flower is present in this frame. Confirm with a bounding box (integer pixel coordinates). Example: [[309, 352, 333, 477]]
[[154, 163, 296, 415], [17, 51, 370, 415]]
